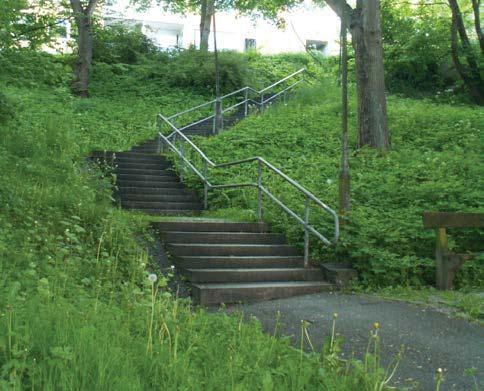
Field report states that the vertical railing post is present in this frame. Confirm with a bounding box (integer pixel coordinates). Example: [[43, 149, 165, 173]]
[[212, 101, 217, 135], [304, 196, 310, 268], [203, 160, 209, 210], [179, 139, 184, 182], [156, 116, 162, 154], [244, 88, 249, 117], [257, 159, 263, 221], [213, 99, 223, 134], [283, 90, 287, 105], [260, 93, 264, 113]]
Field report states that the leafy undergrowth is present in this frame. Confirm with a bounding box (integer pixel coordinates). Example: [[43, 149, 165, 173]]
[[370, 287, 484, 322], [181, 81, 483, 290], [0, 51, 394, 389]]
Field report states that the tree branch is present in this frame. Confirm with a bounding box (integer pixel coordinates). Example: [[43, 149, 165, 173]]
[[322, 0, 353, 20], [471, 0, 483, 53], [448, 0, 479, 73]]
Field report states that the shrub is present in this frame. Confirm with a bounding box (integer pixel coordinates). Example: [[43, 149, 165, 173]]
[[0, 91, 15, 123], [92, 24, 159, 64], [0, 49, 71, 88], [165, 48, 248, 94]]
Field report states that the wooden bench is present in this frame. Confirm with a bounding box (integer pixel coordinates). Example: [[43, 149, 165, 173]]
[[423, 212, 483, 290]]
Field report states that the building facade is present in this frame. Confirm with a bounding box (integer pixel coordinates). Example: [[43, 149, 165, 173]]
[[104, 1, 341, 56]]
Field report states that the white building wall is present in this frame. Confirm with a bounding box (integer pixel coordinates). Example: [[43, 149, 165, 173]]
[[105, 1, 341, 56]]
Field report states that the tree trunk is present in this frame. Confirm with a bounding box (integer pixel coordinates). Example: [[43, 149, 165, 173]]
[[448, 0, 484, 105], [73, 12, 93, 97], [70, 0, 97, 98], [339, 10, 350, 218], [325, 0, 389, 150], [471, 0, 483, 53], [200, 0, 215, 51], [350, 0, 389, 150]]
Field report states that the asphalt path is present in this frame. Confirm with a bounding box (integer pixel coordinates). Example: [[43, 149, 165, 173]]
[[225, 292, 483, 390]]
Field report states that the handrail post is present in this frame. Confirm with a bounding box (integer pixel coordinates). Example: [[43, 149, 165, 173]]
[[260, 93, 264, 112], [283, 90, 287, 105], [179, 139, 184, 182], [213, 98, 223, 135], [304, 196, 310, 268], [203, 160, 209, 210], [156, 116, 163, 154], [244, 88, 249, 117], [212, 101, 217, 135], [257, 159, 263, 220]]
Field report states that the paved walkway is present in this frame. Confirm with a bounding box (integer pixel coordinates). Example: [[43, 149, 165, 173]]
[[226, 293, 483, 390]]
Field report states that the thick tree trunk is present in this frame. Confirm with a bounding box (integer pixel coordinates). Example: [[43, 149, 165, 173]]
[[73, 12, 93, 97], [350, 0, 389, 150], [70, 0, 96, 98], [325, 0, 389, 150], [200, 0, 215, 51]]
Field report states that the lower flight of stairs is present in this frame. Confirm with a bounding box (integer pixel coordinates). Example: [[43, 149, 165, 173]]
[[153, 220, 334, 305], [90, 138, 202, 215]]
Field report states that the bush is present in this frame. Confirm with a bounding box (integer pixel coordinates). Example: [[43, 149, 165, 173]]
[[92, 24, 159, 64], [0, 49, 71, 88], [165, 48, 248, 94], [381, 1, 458, 96], [0, 91, 15, 123]]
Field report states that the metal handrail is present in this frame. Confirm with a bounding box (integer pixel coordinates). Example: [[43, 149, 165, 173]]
[[166, 68, 306, 127], [163, 68, 306, 141], [156, 111, 339, 266]]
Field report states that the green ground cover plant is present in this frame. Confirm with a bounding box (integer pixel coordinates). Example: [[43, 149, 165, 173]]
[[180, 82, 483, 290], [371, 287, 483, 322], [0, 49, 399, 389]]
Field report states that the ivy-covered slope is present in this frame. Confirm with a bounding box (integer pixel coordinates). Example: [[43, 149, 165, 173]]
[[193, 82, 483, 288]]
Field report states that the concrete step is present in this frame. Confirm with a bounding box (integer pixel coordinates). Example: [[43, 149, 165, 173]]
[[116, 173, 179, 182], [130, 209, 202, 216], [174, 256, 304, 269], [161, 231, 285, 244], [91, 151, 160, 159], [114, 162, 172, 170], [167, 243, 299, 257], [129, 148, 159, 153], [116, 180, 184, 189], [182, 130, 212, 137], [114, 168, 175, 176], [114, 155, 168, 163], [122, 201, 203, 210], [183, 267, 324, 283], [117, 187, 197, 195], [154, 221, 269, 233], [192, 281, 334, 305], [120, 193, 198, 202]]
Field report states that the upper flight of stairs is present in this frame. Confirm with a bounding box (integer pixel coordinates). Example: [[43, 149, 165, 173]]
[[90, 89, 335, 305], [91, 139, 203, 215], [153, 220, 334, 305], [180, 104, 247, 137]]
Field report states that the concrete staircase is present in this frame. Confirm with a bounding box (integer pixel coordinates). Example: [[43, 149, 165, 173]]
[[153, 220, 333, 305], [179, 104, 246, 137], [91, 142, 202, 215], [90, 92, 335, 305]]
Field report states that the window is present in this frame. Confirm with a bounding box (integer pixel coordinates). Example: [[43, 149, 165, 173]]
[[245, 38, 256, 51], [306, 40, 327, 53]]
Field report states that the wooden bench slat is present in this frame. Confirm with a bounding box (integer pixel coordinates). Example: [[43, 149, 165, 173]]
[[422, 212, 484, 229]]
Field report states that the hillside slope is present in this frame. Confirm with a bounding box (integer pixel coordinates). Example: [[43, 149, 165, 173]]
[[193, 81, 483, 288]]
